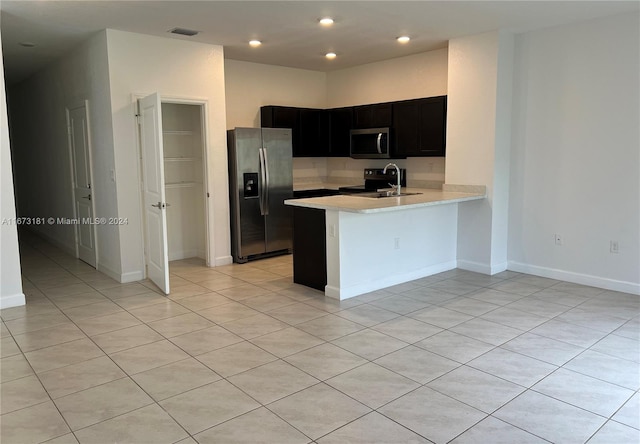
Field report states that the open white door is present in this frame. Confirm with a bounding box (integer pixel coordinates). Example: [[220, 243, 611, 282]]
[[139, 93, 170, 294], [67, 101, 97, 267]]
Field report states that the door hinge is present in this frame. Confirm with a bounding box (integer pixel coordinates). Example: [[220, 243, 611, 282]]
[[135, 114, 141, 125], [207, 192, 210, 198]]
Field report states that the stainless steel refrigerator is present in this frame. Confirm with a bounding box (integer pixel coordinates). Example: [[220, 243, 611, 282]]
[[227, 128, 293, 263]]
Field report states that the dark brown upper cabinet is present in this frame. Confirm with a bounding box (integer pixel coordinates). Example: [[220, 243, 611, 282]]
[[353, 103, 393, 129], [261, 95, 446, 158], [261, 106, 329, 157], [260, 105, 299, 146], [298, 108, 330, 157], [327, 107, 353, 157], [393, 96, 446, 157]]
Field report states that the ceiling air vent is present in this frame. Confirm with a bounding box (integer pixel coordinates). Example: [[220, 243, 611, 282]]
[[169, 28, 199, 37]]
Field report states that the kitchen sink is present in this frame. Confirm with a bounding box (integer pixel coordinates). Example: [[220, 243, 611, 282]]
[[356, 191, 422, 198]]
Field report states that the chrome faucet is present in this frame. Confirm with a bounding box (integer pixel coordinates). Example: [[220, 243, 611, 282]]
[[383, 163, 401, 196]]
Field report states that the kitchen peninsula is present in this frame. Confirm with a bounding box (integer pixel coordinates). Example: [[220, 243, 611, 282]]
[[286, 186, 486, 300]]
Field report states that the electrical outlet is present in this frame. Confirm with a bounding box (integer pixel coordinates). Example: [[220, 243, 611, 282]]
[[394, 237, 400, 249], [610, 240, 619, 254], [554, 234, 562, 246]]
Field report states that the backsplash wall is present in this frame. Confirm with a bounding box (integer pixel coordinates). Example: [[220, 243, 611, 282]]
[[293, 157, 446, 189], [292, 158, 329, 184]]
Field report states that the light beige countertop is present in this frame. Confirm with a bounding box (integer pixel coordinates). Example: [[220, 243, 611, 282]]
[[285, 187, 485, 214]]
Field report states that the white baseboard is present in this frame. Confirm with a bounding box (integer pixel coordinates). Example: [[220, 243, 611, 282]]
[[120, 270, 145, 284], [324, 285, 342, 300], [97, 263, 144, 284], [457, 260, 508, 275], [97, 263, 122, 282], [491, 261, 508, 275], [168, 249, 200, 262], [214, 255, 233, 266], [325, 260, 458, 300], [0, 292, 26, 309], [457, 260, 491, 274], [508, 261, 640, 295]]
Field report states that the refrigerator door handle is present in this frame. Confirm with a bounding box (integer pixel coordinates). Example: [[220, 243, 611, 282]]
[[263, 147, 270, 216], [258, 147, 267, 216]]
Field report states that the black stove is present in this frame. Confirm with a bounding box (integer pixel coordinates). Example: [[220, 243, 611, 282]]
[[339, 168, 406, 194]]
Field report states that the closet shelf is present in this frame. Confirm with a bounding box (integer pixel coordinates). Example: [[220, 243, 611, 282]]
[[165, 181, 202, 189], [164, 157, 201, 162], [163, 130, 194, 135]]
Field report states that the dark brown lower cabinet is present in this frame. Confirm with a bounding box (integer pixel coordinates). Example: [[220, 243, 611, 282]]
[[292, 207, 326, 291]]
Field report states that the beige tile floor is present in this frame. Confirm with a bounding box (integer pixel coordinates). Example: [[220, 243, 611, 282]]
[[1, 232, 639, 443]]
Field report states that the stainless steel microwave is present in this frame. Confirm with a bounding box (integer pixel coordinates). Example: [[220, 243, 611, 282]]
[[350, 127, 393, 159]]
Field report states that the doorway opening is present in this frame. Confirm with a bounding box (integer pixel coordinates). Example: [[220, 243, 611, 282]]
[[162, 103, 207, 262], [137, 95, 210, 294]]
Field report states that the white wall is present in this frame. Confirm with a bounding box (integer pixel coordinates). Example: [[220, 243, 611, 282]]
[[7, 31, 119, 275], [105, 30, 230, 278], [225, 59, 327, 129], [326, 49, 448, 107], [508, 13, 640, 293], [445, 31, 514, 275], [0, 32, 25, 309], [225, 49, 449, 127]]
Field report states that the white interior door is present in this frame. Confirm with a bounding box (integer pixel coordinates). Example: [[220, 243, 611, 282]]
[[139, 93, 170, 294], [67, 102, 97, 267]]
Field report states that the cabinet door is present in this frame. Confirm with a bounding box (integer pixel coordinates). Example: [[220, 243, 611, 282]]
[[328, 107, 353, 157], [261, 106, 298, 129], [293, 207, 327, 291], [392, 100, 420, 157], [354, 103, 393, 129], [371, 103, 393, 128], [299, 109, 329, 157], [353, 105, 372, 129], [261, 106, 301, 154], [417, 97, 446, 156]]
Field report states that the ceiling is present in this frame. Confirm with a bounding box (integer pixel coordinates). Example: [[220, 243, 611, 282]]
[[1, 1, 638, 85]]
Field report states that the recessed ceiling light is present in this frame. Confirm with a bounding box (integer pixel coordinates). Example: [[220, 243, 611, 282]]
[[19, 42, 36, 48], [325, 52, 337, 59], [249, 40, 262, 47], [319, 17, 334, 26], [397, 36, 411, 44]]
